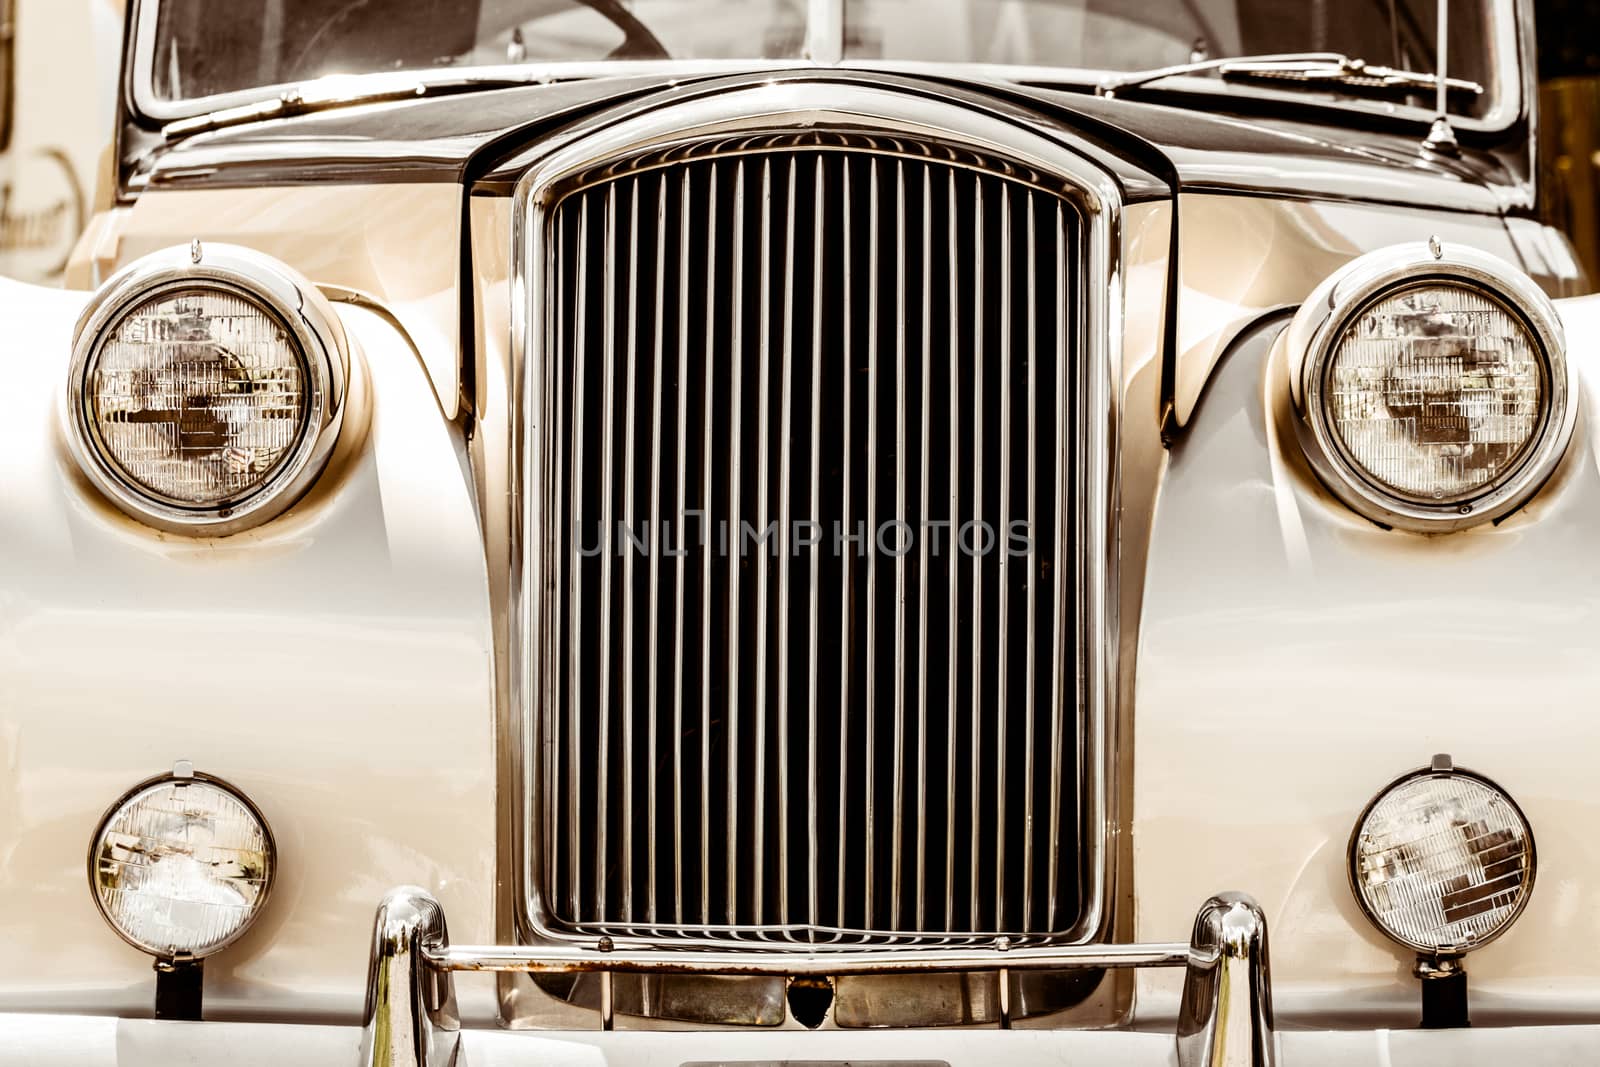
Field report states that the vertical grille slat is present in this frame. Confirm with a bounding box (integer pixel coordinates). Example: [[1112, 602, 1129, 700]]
[[672, 168, 692, 927], [566, 192, 590, 924], [863, 156, 880, 932], [806, 154, 824, 934], [645, 173, 668, 925], [594, 184, 619, 923], [890, 158, 908, 932], [776, 156, 799, 930], [725, 158, 745, 928], [943, 165, 960, 936], [968, 173, 985, 931], [550, 192, 570, 929], [1048, 200, 1070, 933], [698, 166, 718, 930], [753, 156, 773, 924], [835, 155, 853, 935], [914, 163, 932, 934], [545, 140, 1084, 945], [619, 179, 642, 923], [995, 182, 1012, 934], [1023, 190, 1039, 932]]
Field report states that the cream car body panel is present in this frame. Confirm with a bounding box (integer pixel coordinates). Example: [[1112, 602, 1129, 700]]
[[0, 281, 497, 1022], [1134, 284, 1600, 1027], [1170, 194, 1552, 430], [67, 185, 467, 418]]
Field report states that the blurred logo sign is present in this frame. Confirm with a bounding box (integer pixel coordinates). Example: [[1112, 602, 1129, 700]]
[[0, 148, 84, 283]]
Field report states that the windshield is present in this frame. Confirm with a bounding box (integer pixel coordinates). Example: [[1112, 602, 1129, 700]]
[[143, 0, 1508, 122]]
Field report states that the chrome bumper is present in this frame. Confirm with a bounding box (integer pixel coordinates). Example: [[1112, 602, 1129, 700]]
[[361, 887, 1275, 1067]]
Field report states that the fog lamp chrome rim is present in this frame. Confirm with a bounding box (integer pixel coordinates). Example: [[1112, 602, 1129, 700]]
[[1286, 241, 1575, 532], [1346, 758, 1535, 957], [87, 765, 277, 959], [66, 242, 349, 535]]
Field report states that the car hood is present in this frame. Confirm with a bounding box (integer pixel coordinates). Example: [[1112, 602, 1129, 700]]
[[136, 66, 1519, 216]]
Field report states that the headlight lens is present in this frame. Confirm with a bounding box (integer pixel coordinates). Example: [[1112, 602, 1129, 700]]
[[1349, 763, 1534, 955], [89, 771, 275, 958], [1325, 284, 1543, 503], [87, 285, 309, 507], [1289, 242, 1573, 531], [68, 243, 348, 535]]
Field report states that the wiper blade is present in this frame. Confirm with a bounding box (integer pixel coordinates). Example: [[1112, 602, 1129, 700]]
[[161, 72, 540, 141], [1221, 56, 1483, 97], [1095, 51, 1481, 99]]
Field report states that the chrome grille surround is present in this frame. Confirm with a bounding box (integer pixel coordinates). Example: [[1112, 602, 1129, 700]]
[[511, 79, 1123, 952]]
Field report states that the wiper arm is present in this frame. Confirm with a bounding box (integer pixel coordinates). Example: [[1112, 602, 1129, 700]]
[[1095, 51, 1481, 99], [1096, 51, 1347, 96], [1220, 56, 1483, 97], [161, 72, 541, 141]]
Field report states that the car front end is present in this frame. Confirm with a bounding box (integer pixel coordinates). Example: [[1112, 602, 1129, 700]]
[[5, 1, 1600, 1064]]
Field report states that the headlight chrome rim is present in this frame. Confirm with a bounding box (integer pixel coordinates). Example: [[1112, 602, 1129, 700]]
[[87, 766, 278, 960], [1287, 241, 1575, 532], [67, 242, 349, 535], [1346, 760, 1536, 957]]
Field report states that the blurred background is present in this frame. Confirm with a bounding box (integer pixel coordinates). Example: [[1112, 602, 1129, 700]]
[[1, 0, 1597, 289], [1538, 0, 1600, 284]]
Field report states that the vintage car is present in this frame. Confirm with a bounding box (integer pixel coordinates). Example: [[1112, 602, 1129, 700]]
[[3, 0, 1596, 1064]]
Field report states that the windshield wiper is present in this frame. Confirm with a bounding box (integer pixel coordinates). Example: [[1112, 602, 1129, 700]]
[[161, 72, 543, 141], [1221, 56, 1482, 97], [1096, 51, 1481, 99]]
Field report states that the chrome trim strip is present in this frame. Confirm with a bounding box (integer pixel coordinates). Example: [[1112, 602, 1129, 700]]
[[511, 80, 1124, 951], [434, 940, 1187, 974]]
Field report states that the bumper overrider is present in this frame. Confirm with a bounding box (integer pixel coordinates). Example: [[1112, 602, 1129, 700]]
[[360, 886, 1273, 1067]]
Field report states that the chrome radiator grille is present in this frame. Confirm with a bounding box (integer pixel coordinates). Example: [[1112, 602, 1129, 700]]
[[534, 137, 1085, 945]]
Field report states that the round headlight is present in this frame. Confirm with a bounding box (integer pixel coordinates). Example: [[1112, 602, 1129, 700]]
[[1288, 241, 1574, 531], [1348, 758, 1534, 956], [89, 767, 275, 959], [68, 242, 348, 534]]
